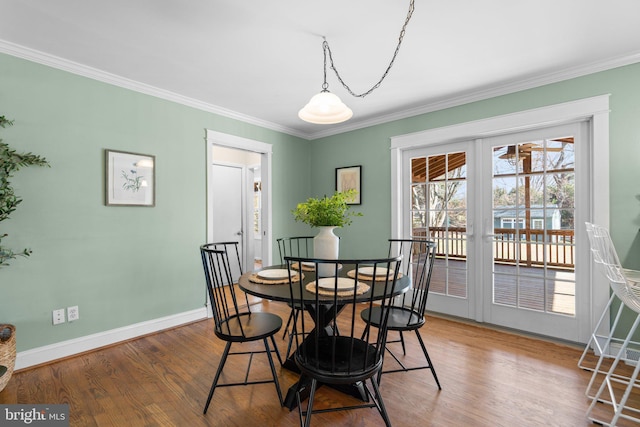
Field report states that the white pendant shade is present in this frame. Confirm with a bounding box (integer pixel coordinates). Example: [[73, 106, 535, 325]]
[[298, 91, 353, 124]]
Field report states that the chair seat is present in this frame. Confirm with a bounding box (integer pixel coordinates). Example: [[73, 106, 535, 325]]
[[216, 312, 282, 342], [361, 306, 424, 331], [295, 336, 381, 384]]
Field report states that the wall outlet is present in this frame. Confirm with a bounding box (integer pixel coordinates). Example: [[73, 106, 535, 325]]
[[52, 309, 65, 325], [67, 306, 79, 322]]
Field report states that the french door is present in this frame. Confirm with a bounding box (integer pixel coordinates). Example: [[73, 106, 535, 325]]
[[480, 122, 588, 341], [404, 140, 475, 319], [403, 121, 589, 342]]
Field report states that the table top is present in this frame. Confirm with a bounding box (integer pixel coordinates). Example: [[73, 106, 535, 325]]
[[238, 264, 410, 304]]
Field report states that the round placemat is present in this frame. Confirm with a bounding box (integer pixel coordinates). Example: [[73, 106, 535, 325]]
[[249, 272, 303, 284], [292, 262, 343, 272], [346, 269, 403, 281], [291, 262, 315, 271], [305, 281, 370, 296]]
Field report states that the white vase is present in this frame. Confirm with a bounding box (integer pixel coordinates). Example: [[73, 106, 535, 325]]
[[313, 226, 339, 276]]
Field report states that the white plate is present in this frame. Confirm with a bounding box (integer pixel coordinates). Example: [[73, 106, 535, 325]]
[[316, 277, 357, 291], [257, 269, 290, 280], [358, 267, 389, 277]]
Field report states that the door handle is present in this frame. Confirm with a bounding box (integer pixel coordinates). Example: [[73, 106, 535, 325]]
[[482, 219, 495, 241], [236, 231, 243, 236]]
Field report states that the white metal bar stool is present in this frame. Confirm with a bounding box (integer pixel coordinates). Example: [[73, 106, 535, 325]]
[[580, 223, 638, 399], [584, 223, 640, 425]]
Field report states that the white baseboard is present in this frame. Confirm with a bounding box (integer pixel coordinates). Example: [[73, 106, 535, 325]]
[[15, 307, 209, 370]]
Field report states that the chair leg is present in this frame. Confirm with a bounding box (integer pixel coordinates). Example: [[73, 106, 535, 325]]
[[283, 308, 295, 340], [587, 312, 640, 425], [264, 338, 284, 406], [302, 378, 318, 427], [399, 331, 406, 355], [285, 328, 295, 360], [270, 334, 283, 366], [415, 329, 441, 390], [361, 323, 370, 340], [582, 294, 626, 399], [203, 341, 232, 414], [370, 375, 392, 427], [578, 293, 616, 371]]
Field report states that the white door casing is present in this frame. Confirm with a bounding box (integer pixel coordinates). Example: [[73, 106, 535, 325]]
[[390, 95, 610, 343], [205, 130, 273, 267]]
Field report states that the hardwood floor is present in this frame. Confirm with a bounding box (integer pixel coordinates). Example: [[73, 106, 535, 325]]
[[1, 298, 638, 426]]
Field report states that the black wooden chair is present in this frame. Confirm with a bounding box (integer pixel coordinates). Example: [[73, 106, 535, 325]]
[[200, 243, 284, 414], [207, 241, 252, 308], [277, 237, 314, 357], [360, 238, 441, 389], [284, 255, 402, 427]]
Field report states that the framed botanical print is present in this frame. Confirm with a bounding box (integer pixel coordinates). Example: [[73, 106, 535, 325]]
[[335, 165, 361, 205], [105, 149, 155, 206]]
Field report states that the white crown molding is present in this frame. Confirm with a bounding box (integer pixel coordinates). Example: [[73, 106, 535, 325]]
[[0, 39, 309, 139], [15, 308, 208, 370], [306, 51, 640, 140], [2, 39, 639, 141]]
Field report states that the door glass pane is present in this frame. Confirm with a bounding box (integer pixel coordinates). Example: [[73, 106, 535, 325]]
[[411, 157, 427, 183], [411, 153, 468, 299], [546, 138, 575, 171], [491, 137, 575, 316], [411, 183, 426, 209]]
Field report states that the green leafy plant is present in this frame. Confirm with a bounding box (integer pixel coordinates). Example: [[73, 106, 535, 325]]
[[0, 115, 49, 267], [292, 189, 362, 227]]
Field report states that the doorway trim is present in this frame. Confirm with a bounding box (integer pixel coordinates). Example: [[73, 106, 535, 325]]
[[205, 130, 274, 265], [389, 95, 610, 342]]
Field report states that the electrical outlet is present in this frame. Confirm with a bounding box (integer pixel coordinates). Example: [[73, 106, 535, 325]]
[[67, 306, 79, 322], [52, 309, 65, 325]]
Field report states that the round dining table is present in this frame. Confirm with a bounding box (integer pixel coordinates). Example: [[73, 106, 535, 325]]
[[238, 263, 411, 410]]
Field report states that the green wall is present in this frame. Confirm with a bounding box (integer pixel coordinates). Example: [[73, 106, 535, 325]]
[[3, 50, 640, 354], [0, 53, 308, 351]]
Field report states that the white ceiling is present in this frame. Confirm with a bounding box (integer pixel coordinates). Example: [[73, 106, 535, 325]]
[[1, 0, 640, 140]]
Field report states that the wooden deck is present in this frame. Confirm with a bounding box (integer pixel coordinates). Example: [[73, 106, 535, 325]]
[[429, 259, 576, 316]]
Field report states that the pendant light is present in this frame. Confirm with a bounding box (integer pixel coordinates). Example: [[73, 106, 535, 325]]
[[298, 0, 415, 124]]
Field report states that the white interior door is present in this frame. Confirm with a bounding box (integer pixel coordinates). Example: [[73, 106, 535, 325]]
[[211, 163, 244, 278], [206, 131, 273, 269]]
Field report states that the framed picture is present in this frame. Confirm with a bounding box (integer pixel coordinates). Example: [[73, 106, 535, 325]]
[[335, 165, 362, 205], [105, 149, 155, 206]]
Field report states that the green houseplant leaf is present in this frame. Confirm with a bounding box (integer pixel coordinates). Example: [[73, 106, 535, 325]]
[[0, 115, 49, 267], [292, 189, 362, 227]]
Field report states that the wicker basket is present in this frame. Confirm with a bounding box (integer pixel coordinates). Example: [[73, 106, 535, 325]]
[[0, 324, 16, 393]]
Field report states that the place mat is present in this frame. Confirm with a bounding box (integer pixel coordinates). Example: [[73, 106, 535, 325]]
[[305, 280, 370, 296], [346, 269, 403, 281], [291, 262, 343, 271], [248, 272, 304, 284], [291, 262, 316, 271]]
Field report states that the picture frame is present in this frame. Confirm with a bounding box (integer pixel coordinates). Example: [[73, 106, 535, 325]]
[[105, 149, 155, 206], [335, 165, 362, 205]]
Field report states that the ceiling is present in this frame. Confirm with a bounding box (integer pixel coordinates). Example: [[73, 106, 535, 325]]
[[1, 0, 640, 140]]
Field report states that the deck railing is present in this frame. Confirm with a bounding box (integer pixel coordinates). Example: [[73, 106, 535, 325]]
[[414, 227, 575, 269]]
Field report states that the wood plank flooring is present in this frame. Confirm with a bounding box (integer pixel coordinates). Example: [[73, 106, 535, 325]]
[[1, 297, 637, 426]]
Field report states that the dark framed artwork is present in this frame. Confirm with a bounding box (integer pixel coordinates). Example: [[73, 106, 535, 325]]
[[105, 149, 155, 206], [335, 165, 361, 205]]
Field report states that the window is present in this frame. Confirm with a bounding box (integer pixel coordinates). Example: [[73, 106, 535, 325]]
[[501, 218, 525, 229]]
